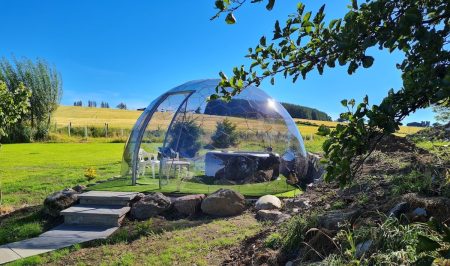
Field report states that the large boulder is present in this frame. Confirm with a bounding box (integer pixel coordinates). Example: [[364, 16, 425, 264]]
[[130, 192, 171, 220], [43, 188, 79, 217], [201, 189, 246, 217], [255, 195, 282, 210], [173, 194, 205, 216]]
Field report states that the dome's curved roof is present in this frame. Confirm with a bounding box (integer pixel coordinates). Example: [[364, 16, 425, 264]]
[[120, 79, 308, 196]]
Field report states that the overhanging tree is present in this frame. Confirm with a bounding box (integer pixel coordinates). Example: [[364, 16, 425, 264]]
[[211, 0, 450, 186]]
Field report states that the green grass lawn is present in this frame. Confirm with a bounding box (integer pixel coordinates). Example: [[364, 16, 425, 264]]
[[91, 176, 302, 198], [0, 143, 124, 208]]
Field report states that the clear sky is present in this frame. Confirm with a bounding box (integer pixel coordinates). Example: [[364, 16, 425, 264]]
[[1, 0, 435, 123]]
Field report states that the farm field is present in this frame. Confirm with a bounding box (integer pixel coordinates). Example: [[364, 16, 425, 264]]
[[53, 105, 422, 138]]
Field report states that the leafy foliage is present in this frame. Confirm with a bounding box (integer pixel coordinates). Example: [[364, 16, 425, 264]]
[[167, 118, 203, 158], [415, 218, 450, 265], [211, 118, 239, 148], [316, 124, 331, 136], [433, 104, 450, 124], [0, 81, 31, 139], [211, 0, 450, 186], [0, 57, 62, 141]]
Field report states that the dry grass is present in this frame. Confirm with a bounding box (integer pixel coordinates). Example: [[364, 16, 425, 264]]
[[53, 106, 422, 136]]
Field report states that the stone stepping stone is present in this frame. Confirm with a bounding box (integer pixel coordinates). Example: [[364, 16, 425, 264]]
[[78, 191, 139, 206], [61, 204, 131, 227], [0, 224, 118, 264]]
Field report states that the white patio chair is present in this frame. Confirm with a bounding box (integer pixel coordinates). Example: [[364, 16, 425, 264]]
[[138, 149, 160, 178]]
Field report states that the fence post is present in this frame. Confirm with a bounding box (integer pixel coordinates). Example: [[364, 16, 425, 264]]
[[105, 123, 108, 138], [121, 128, 124, 138], [68, 122, 71, 137], [84, 126, 88, 139]]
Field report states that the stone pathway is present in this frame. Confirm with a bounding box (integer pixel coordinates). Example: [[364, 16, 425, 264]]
[[0, 191, 138, 264], [0, 224, 118, 264]]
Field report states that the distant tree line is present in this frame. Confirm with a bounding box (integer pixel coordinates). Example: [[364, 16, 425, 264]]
[[406, 121, 430, 127], [0, 57, 62, 143], [116, 102, 127, 110], [281, 102, 332, 121]]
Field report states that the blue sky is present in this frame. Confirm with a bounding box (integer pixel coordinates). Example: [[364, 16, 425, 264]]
[[1, 0, 435, 123]]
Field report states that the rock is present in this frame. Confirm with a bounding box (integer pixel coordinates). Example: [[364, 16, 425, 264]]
[[173, 194, 205, 216], [201, 189, 246, 217], [412, 207, 427, 217], [318, 209, 361, 230], [388, 202, 410, 218], [130, 192, 172, 220], [72, 184, 86, 193], [401, 193, 450, 222], [306, 152, 326, 182], [256, 210, 291, 223], [285, 261, 293, 266], [355, 240, 373, 258], [410, 207, 428, 222], [209, 152, 280, 184], [284, 198, 311, 209], [43, 188, 79, 217], [255, 195, 282, 210]]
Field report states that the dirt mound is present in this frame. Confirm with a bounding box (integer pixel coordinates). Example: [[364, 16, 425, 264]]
[[407, 122, 450, 142], [375, 134, 427, 153]]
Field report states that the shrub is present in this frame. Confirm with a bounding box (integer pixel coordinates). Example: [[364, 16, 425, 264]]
[[211, 118, 239, 148], [279, 211, 319, 253], [84, 167, 97, 181], [316, 124, 331, 136], [167, 118, 202, 158]]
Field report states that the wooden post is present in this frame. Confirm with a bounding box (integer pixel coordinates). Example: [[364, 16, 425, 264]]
[[68, 122, 71, 137], [105, 123, 108, 138], [121, 128, 124, 138], [84, 126, 88, 139]]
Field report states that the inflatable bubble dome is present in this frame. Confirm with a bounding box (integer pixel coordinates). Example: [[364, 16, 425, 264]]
[[121, 79, 308, 196]]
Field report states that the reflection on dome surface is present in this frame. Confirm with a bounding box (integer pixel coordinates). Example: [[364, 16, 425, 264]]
[[120, 79, 308, 196]]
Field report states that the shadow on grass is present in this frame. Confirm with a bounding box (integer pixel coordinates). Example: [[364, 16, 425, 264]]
[[0, 206, 63, 245], [80, 215, 214, 249]]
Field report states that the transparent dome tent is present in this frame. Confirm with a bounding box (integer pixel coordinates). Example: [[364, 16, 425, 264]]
[[120, 79, 308, 196]]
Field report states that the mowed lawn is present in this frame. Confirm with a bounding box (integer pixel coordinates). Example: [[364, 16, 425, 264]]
[[0, 143, 124, 208]]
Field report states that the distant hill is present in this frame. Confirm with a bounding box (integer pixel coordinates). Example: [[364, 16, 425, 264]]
[[203, 99, 332, 121], [281, 102, 332, 121]]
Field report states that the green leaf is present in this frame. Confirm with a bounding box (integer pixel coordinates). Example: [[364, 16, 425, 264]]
[[303, 11, 311, 22], [273, 20, 282, 39], [219, 71, 228, 80], [270, 77, 275, 85], [341, 99, 348, 107], [266, 0, 275, 11], [352, 0, 358, 10], [225, 12, 236, 24], [260, 36, 266, 46], [362, 56, 374, 68], [416, 235, 441, 253], [215, 0, 225, 11]]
